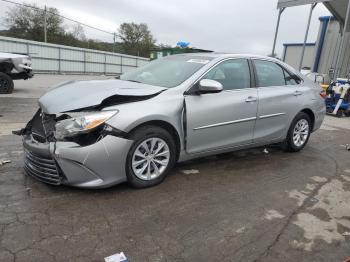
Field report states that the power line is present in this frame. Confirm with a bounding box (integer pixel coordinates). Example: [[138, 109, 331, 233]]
[[0, 0, 115, 36]]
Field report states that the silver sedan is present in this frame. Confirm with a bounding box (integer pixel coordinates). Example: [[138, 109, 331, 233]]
[[19, 53, 326, 188]]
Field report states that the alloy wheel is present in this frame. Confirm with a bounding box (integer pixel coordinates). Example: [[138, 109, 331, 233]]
[[292, 119, 309, 147], [132, 138, 170, 181]]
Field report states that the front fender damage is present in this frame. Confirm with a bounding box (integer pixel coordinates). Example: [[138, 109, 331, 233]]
[[54, 135, 133, 188]]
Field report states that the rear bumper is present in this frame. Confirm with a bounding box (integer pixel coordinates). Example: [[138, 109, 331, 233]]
[[313, 105, 326, 132], [23, 135, 133, 189]]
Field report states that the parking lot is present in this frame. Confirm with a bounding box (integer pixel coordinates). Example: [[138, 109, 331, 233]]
[[0, 75, 350, 262]]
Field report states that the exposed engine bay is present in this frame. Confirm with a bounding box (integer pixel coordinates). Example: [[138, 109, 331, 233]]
[[14, 109, 126, 146]]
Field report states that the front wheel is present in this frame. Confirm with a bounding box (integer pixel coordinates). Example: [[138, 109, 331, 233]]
[[283, 112, 311, 152], [0, 72, 14, 94], [126, 126, 176, 188]]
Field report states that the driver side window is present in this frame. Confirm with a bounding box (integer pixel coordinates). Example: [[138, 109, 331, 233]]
[[202, 59, 251, 90]]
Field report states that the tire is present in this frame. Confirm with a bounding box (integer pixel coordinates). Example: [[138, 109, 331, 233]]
[[282, 112, 312, 152], [125, 125, 177, 188], [0, 72, 14, 94]]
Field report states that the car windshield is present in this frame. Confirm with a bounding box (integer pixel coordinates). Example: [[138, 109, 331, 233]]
[[120, 55, 213, 88]]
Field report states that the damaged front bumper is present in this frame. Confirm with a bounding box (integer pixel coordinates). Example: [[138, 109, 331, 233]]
[[9, 70, 34, 80], [23, 134, 133, 188]]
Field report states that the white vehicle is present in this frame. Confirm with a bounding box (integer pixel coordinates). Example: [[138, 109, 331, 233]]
[[0, 52, 33, 94]]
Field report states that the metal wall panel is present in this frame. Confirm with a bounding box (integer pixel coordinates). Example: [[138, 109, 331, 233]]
[[60, 49, 84, 61], [0, 36, 149, 75], [316, 20, 350, 77], [86, 62, 104, 73], [86, 52, 105, 63], [0, 40, 27, 54], [32, 58, 59, 71], [339, 32, 350, 76], [60, 61, 84, 72], [106, 55, 121, 64], [29, 45, 59, 59], [122, 65, 136, 73], [106, 64, 121, 74], [317, 20, 341, 74], [122, 57, 137, 66], [283, 45, 316, 69], [137, 59, 149, 66]]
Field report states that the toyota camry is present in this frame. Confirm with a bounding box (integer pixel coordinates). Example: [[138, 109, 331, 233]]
[[17, 53, 326, 188]]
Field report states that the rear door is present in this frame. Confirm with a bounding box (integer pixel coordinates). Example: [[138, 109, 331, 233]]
[[252, 59, 302, 143], [185, 58, 258, 154]]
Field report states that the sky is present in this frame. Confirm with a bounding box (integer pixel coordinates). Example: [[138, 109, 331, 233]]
[[0, 0, 330, 57]]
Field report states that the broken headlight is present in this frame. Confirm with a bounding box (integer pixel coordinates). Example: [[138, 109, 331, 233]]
[[55, 110, 118, 140]]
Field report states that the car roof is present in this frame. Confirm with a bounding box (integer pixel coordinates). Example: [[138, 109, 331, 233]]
[[172, 52, 303, 78], [175, 52, 279, 61]]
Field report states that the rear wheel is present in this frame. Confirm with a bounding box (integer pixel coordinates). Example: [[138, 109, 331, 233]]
[[0, 72, 14, 94], [126, 126, 176, 188], [283, 112, 311, 152]]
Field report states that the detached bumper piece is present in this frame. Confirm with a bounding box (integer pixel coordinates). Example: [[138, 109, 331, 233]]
[[24, 149, 61, 185]]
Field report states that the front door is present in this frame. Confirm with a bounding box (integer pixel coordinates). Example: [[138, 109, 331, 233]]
[[185, 58, 258, 154]]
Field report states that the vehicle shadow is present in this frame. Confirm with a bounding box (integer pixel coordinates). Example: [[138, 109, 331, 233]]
[[24, 145, 284, 196]]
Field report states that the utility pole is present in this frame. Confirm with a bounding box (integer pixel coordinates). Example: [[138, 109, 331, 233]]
[[113, 32, 116, 53], [44, 5, 47, 43]]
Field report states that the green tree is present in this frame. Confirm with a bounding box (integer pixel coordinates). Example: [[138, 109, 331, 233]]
[[2, 4, 158, 57], [118, 22, 156, 57], [71, 24, 87, 42], [4, 4, 64, 42]]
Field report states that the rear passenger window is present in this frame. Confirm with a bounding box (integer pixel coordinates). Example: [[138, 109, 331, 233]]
[[254, 60, 286, 87], [283, 69, 300, 85], [202, 59, 250, 90]]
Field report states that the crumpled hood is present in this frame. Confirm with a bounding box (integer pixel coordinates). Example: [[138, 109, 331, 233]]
[[39, 79, 166, 114]]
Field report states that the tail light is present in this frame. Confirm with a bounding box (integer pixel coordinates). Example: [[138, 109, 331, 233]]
[[320, 90, 327, 99]]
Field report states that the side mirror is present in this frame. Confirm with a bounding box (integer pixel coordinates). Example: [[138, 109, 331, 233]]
[[198, 79, 223, 94]]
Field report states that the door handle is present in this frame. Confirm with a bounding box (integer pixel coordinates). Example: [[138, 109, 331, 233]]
[[245, 96, 257, 102], [293, 90, 303, 96]]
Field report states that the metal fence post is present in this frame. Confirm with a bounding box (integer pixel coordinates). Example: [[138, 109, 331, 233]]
[[120, 56, 123, 74], [272, 7, 285, 57], [104, 54, 107, 75], [83, 51, 86, 74], [299, 3, 317, 71], [58, 47, 61, 74]]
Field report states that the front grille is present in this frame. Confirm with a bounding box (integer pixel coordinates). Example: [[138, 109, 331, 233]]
[[24, 150, 61, 185]]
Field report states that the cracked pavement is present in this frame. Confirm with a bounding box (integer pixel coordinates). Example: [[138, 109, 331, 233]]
[[0, 75, 350, 261]]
